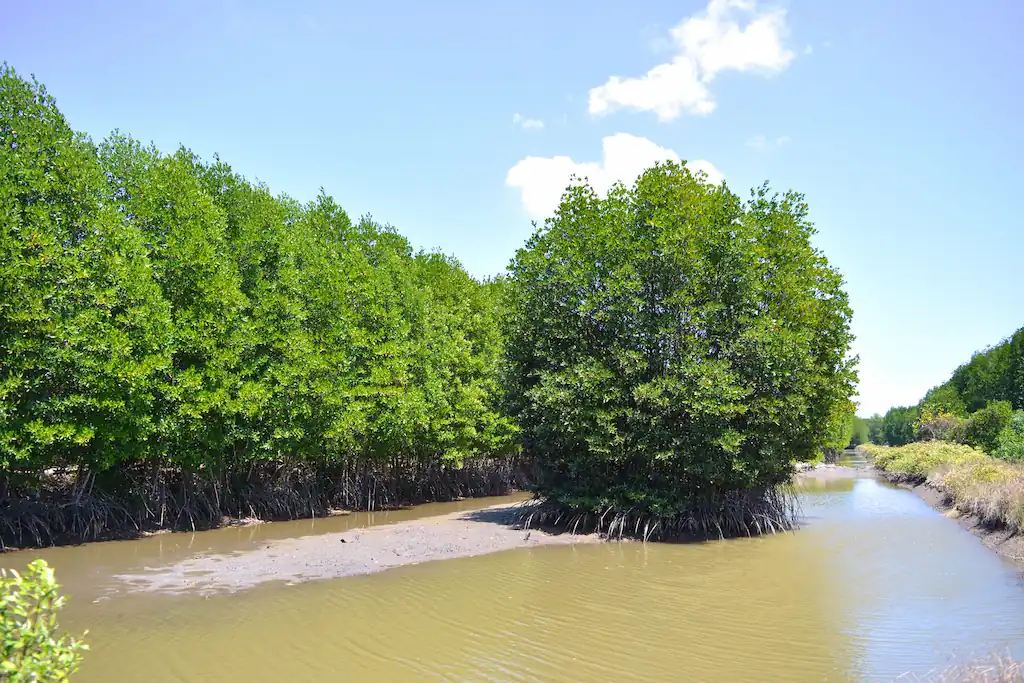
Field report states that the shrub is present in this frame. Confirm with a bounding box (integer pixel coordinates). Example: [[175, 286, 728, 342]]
[[864, 442, 987, 480], [505, 162, 856, 538], [1, 559, 88, 681], [964, 401, 1014, 454], [914, 407, 967, 443], [996, 411, 1024, 462]]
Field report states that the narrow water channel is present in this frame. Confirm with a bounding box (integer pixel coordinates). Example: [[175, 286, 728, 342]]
[[8, 469, 1024, 682]]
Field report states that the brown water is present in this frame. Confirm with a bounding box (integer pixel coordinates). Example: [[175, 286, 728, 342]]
[[8, 468, 1024, 682]]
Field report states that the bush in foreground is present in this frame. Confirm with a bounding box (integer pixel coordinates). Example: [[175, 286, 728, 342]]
[[1, 559, 87, 681], [863, 443, 1024, 533], [506, 162, 856, 539]]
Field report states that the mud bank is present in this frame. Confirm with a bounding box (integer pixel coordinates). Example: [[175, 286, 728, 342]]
[[792, 462, 866, 482], [111, 467, 856, 595], [878, 472, 1024, 570], [112, 501, 599, 595]]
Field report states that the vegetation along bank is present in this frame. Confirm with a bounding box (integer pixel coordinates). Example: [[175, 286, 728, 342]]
[[848, 322, 1024, 567], [862, 324, 1024, 453], [864, 442, 1024, 567]]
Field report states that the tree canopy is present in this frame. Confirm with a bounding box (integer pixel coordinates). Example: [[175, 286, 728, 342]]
[[504, 162, 857, 537], [0, 65, 517, 542]]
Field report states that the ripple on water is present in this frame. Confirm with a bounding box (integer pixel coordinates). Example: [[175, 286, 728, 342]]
[[35, 482, 1024, 682]]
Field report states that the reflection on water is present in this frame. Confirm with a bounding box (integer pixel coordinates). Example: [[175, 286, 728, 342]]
[[792, 476, 857, 494], [7, 479, 1024, 682]]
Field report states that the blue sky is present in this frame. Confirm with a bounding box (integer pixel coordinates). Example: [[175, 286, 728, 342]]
[[4, 0, 1022, 416]]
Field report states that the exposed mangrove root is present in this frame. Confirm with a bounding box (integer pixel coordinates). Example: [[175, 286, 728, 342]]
[[513, 487, 800, 542], [0, 457, 529, 551]]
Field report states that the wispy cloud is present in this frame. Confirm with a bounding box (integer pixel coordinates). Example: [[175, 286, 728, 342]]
[[512, 113, 545, 130], [746, 134, 790, 152], [588, 0, 795, 122]]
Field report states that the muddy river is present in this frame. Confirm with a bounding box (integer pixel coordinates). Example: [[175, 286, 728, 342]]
[[7, 461, 1024, 682]]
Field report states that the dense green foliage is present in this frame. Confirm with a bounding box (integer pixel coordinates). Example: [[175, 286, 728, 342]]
[[963, 401, 1013, 454], [822, 400, 856, 460], [0, 64, 517, 544], [914, 406, 967, 443], [919, 383, 968, 417], [865, 415, 886, 444], [996, 411, 1024, 462], [950, 328, 1024, 412], [878, 406, 919, 446], [1, 559, 87, 680], [505, 162, 856, 536]]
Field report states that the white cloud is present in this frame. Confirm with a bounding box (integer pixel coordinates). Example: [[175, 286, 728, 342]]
[[505, 133, 724, 219], [746, 134, 790, 152], [589, 0, 794, 122], [512, 113, 545, 130]]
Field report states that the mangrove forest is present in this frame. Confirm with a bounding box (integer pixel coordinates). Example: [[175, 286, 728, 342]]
[[0, 63, 857, 548]]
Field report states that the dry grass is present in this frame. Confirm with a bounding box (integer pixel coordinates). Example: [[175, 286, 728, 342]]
[[862, 443, 1024, 534], [898, 654, 1024, 682]]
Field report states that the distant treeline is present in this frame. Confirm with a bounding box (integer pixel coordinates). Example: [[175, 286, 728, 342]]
[[1, 65, 519, 545], [860, 327, 1024, 460]]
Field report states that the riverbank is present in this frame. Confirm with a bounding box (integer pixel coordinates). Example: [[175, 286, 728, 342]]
[[792, 461, 866, 482], [862, 443, 1024, 570], [882, 476, 1024, 570]]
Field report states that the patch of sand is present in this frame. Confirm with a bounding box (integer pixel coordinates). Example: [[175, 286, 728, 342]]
[[113, 501, 599, 595]]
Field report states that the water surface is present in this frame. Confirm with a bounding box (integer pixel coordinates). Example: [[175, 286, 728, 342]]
[[10, 474, 1024, 682]]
